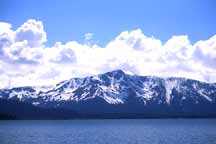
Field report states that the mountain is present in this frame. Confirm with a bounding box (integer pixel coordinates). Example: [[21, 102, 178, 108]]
[[0, 70, 216, 119], [0, 99, 77, 119]]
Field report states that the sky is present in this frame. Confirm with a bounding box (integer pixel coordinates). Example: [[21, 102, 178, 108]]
[[0, 0, 216, 88], [1, 0, 216, 46]]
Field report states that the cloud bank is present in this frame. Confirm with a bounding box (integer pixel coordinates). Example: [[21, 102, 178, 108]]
[[0, 19, 216, 88]]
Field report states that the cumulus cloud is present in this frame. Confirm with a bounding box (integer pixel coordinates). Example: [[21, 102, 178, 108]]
[[0, 22, 14, 50], [0, 19, 216, 88], [15, 19, 47, 47]]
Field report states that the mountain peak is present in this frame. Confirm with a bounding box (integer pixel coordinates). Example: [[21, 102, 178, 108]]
[[102, 70, 126, 79], [104, 69, 125, 75]]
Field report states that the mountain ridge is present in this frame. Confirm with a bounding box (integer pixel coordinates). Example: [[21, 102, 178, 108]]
[[0, 69, 216, 119]]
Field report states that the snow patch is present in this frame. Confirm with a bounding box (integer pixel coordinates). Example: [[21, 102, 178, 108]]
[[32, 102, 40, 106], [103, 95, 123, 104], [164, 79, 179, 104], [198, 90, 212, 102], [141, 80, 158, 100], [193, 83, 213, 102]]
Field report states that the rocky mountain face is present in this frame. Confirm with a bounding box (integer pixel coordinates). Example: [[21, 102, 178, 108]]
[[0, 70, 216, 118]]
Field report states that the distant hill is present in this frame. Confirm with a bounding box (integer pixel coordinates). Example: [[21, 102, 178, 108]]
[[0, 70, 216, 119]]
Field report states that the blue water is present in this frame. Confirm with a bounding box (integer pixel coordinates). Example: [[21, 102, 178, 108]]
[[0, 119, 216, 144]]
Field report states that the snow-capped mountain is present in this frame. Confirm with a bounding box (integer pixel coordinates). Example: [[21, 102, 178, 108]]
[[1, 70, 216, 118]]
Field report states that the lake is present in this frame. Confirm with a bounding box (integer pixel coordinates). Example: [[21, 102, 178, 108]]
[[0, 119, 216, 144]]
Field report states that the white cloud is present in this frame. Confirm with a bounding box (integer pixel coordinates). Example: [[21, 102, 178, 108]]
[[0, 19, 216, 88], [0, 22, 14, 50], [15, 19, 47, 47], [84, 32, 94, 41]]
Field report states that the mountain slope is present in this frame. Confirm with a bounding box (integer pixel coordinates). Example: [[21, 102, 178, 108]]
[[0, 70, 216, 118]]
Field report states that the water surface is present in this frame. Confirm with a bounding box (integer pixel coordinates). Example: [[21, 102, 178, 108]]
[[0, 119, 216, 144]]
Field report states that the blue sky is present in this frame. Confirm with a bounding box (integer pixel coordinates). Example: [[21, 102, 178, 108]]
[[1, 0, 216, 46], [0, 0, 216, 88]]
